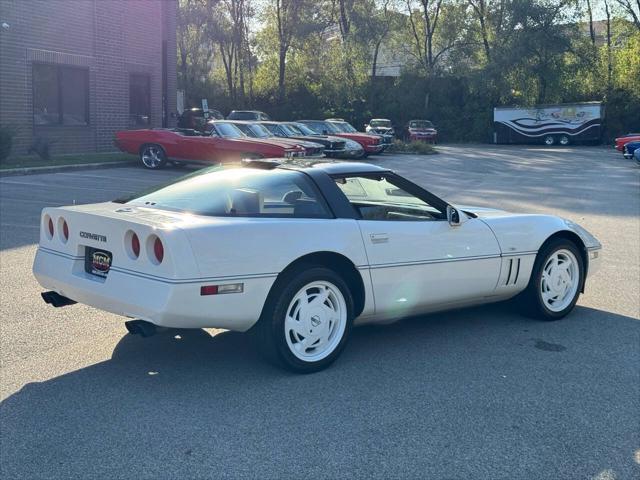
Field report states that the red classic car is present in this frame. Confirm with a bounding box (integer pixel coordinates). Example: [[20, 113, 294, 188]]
[[115, 124, 305, 169], [298, 120, 384, 155], [614, 133, 640, 152]]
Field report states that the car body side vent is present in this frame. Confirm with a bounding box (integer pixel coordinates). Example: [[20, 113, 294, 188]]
[[505, 258, 521, 286], [512, 258, 521, 285]]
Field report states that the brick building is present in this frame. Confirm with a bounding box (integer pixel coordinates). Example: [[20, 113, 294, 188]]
[[0, 0, 177, 155]]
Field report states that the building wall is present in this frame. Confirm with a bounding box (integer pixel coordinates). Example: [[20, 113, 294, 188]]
[[0, 0, 177, 156]]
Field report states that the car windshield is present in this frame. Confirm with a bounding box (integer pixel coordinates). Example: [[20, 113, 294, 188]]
[[409, 120, 433, 129], [278, 123, 302, 136], [331, 122, 357, 133], [370, 120, 391, 128], [212, 122, 246, 138], [291, 123, 318, 136], [123, 166, 331, 218], [263, 124, 287, 137], [246, 124, 272, 138], [302, 121, 340, 134]]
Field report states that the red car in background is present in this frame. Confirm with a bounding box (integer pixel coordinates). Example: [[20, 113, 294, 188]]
[[614, 133, 640, 152], [115, 124, 305, 169], [298, 120, 383, 155], [404, 120, 438, 143]]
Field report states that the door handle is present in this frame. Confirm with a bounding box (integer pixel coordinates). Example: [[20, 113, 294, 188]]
[[370, 233, 389, 244]]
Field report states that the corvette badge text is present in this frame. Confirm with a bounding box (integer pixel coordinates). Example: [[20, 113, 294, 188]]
[[80, 231, 107, 242]]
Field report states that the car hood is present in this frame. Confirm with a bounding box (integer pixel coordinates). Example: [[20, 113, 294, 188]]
[[230, 137, 300, 149], [287, 135, 346, 149], [456, 205, 602, 251], [334, 133, 379, 142], [457, 205, 512, 218], [295, 140, 325, 149]]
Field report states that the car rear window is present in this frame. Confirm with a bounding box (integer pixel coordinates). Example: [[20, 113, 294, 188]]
[[123, 167, 332, 219]]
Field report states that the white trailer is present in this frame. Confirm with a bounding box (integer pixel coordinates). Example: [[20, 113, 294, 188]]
[[494, 102, 604, 145]]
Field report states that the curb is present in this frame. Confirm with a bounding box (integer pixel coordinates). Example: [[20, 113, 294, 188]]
[[0, 160, 137, 177]]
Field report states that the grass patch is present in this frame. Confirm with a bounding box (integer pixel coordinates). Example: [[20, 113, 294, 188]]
[[387, 140, 438, 155], [0, 152, 136, 170]]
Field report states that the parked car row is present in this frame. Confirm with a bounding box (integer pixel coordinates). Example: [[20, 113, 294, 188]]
[[116, 111, 405, 169], [614, 133, 640, 164], [180, 109, 437, 143], [177, 108, 272, 128], [365, 118, 438, 144]]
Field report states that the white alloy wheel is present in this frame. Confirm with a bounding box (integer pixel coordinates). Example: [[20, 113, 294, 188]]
[[284, 281, 347, 362], [543, 135, 555, 146], [559, 135, 570, 146], [540, 249, 580, 312], [141, 145, 165, 169]]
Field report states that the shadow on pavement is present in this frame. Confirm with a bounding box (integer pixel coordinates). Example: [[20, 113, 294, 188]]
[[2, 304, 639, 479]]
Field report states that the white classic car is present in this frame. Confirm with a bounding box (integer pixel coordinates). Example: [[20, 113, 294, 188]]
[[34, 160, 602, 372]]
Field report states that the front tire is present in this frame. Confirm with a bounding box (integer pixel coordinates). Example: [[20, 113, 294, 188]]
[[558, 135, 570, 146], [255, 266, 354, 373], [521, 238, 584, 320], [543, 135, 555, 146], [140, 144, 167, 169]]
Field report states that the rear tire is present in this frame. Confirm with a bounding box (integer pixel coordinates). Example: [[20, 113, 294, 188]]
[[543, 135, 555, 146], [254, 266, 354, 373], [140, 144, 167, 169], [520, 238, 584, 320], [558, 135, 570, 146]]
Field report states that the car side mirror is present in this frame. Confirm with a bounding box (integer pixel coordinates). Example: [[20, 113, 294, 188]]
[[446, 205, 467, 226]]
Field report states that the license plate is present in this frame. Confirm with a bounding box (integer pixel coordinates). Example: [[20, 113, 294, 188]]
[[85, 247, 112, 278]]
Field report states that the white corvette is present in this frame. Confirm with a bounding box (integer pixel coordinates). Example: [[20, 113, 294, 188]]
[[34, 160, 602, 372]]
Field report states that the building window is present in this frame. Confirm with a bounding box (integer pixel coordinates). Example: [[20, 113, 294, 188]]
[[33, 64, 89, 126], [129, 74, 151, 127]]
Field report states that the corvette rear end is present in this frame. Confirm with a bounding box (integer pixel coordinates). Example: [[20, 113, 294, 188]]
[[33, 204, 271, 331]]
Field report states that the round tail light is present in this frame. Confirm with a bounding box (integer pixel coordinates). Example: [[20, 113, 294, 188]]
[[48, 217, 54, 237], [62, 220, 69, 241], [153, 237, 164, 264], [131, 233, 140, 258]]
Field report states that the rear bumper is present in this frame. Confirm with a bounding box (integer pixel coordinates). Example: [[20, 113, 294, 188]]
[[33, 247, 274, 332]]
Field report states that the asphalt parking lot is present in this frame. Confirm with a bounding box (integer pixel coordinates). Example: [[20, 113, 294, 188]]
[[1, 145, 638, 479]]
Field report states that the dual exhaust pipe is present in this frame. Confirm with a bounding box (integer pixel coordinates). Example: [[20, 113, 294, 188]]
[[41, 290, 157, 338]]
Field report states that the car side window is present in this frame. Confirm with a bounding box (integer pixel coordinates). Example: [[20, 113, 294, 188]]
[[334, 175, 442, 221]]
